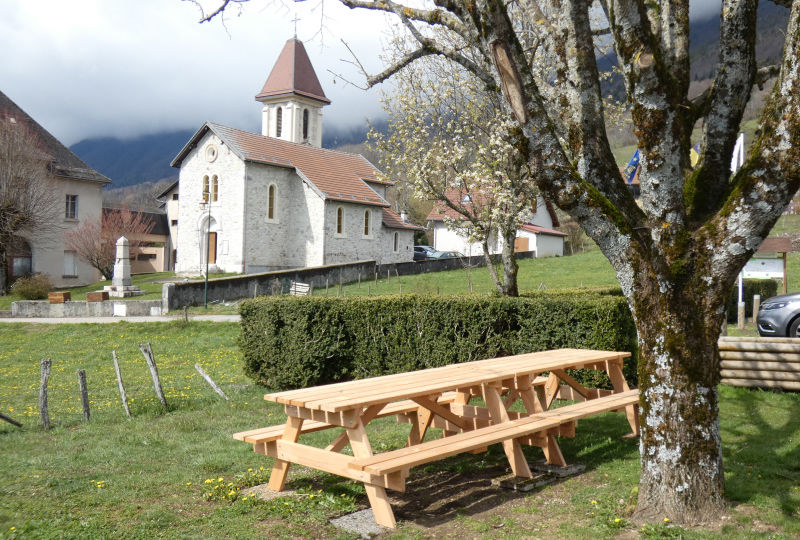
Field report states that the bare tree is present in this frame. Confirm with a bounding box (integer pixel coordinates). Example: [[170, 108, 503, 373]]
[[0, 117, 60, 292], [64, 207, 156, 279], [199, 0, 800, 523]]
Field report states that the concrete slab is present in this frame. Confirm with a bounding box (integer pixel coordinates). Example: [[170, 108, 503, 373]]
[[491, 471, 555, 492], [530, 460, 586, 478], [330, 509, 388, 538]]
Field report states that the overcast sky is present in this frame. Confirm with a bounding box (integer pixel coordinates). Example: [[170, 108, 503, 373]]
[[1, 0, 722, 147]]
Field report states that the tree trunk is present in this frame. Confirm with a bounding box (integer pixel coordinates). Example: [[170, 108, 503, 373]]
[[632, 284, 725, 523], [500, 226, 519, 297], [482, 239, 504, 294]]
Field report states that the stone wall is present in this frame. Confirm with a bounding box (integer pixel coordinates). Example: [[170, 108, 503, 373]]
[[162, 251, 537, 311], [12, 300, 164, 318]]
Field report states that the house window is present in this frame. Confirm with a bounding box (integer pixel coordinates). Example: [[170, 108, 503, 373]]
[[363, 210, 370, 236], [11, 256, 31, 277], [393, 232, 399, 252], [172, 193, 178, 201], [202, 175, 209, 203], [336, 206, 344, 235], [303, 109, 309, 140], [63, 251, 77, 277], [65, 195, 78, 219], [211, 175, 219, 202], [267, 184, 276, 220], [276, 107, 283, 137], [171, 219, 178, 226]]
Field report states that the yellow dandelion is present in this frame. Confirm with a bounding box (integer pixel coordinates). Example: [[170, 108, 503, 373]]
[[217, 477, 223, 482], [259, 467, 264, 471], [186, 482, 192, 486], [248, 468, 253, 472], [664, 517, 670, 523], [205, 479, 213, 484], [614, 518, 621, 523], [591, 500, 598, 505]]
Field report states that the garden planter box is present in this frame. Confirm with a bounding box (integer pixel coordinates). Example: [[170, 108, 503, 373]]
[[48, 292, 71, 304], [87, 291, 109, 302]]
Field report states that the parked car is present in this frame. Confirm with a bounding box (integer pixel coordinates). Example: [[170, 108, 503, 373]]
[[413, 245, 436, 261], [429, 250, 465, 259], [756, 292, 800, 336]]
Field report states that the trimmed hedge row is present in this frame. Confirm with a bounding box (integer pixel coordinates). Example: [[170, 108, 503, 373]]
[[239, 289, 638, 391], [726, 279, 779, 322]]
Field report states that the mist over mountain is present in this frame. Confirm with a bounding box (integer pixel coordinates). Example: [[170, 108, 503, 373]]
[[70, 120, 390, 188]]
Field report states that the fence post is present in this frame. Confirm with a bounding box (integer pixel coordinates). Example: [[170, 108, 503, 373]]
[[737, 301, 745, 330], [752, 295, 760, 323], [112, 351, 131, 417], [139, 342, 168, 409], [77, 369, 90, 422], [194, 364, 229, 400], [39, 358, 51, 430], [722, 312, 728, 336]]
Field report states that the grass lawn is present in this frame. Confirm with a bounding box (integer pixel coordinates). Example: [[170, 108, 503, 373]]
[[0, 322, 798, 539]]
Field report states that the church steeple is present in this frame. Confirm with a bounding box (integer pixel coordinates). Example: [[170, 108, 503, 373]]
[[256, 38, 330, 147]]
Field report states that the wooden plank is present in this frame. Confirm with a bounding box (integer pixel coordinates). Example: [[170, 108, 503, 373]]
[[266, 349, 629, 409], [722, 378, 800, 391], [551, 369, 592, 399], [482, 385, 533, 478], [721, 360, 800, 373], [328, 403, 386, 453], [351, 416, 563, 475], [262, 440, 405, 492], [718, 341, 800, 353], [720, 369, 800, 382], [345, 412, 397, 529], [268, 416, 303, 491], [411, 396, 469, 430], [720, 353, 800, 365]]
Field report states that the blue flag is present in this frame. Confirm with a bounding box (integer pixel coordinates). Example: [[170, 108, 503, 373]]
[[623, 149, 640, 185]]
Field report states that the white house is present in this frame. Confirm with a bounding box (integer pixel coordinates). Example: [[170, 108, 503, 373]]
[[1, 90, 111, 289], [427, 194, 566, 257], [170, 38, 420, 275]]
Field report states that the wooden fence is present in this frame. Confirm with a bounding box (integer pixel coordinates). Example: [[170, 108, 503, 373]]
[[719, 336, 800, 391]]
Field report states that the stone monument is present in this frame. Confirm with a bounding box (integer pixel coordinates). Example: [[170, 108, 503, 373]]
[[104, 237, 144, 297]]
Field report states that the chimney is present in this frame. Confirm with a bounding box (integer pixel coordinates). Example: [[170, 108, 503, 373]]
[[400, 211, 408, 223]]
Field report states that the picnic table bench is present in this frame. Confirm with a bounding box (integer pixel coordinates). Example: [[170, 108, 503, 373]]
[[234, 348, 639, 528]]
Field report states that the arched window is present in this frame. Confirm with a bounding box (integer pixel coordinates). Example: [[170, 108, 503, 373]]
[[336, 207, 344, 235], [268, 184, 276, 220], [276, 107, 283, 137], [363, 210, 370, 236], [302, 109, 309, 140], [211, 175, 219, 202], [393, 232, 399, 252], [202, 175, 209, 203]]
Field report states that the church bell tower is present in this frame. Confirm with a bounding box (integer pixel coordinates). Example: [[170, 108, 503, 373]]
[[256, 38, 330, 148]]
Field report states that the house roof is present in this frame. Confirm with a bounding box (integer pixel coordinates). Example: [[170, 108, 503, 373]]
[[426, 189, 560, 227], [172, 122, 391, 207], [757, 237, 792, 254], [382, 208, 424, 231], [156, 180, 178, 200], [102, 208, 170, 237], [255, 38, 330, 105], [519, 223, 568, 237], [0, 90, 111, 184]]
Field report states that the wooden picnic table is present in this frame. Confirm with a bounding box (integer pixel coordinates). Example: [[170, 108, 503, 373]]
[[234, 348, 639, 528]]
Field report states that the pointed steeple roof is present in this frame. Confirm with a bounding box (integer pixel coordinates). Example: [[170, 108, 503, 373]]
[[255, 38, 330, 104]]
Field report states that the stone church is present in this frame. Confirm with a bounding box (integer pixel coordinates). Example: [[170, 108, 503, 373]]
[[170, 38, 420, 275]]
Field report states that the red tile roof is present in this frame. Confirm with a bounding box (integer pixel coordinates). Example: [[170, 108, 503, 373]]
[[256, 38, 330, 105], [519, 223, 567, 237], [382, 208, 424, 230], [426, 189, 560, 226], [172, 123, 391, 207]]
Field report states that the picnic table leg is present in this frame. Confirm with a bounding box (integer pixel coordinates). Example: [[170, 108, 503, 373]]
[[268, 416, 303, 491], [517, 375, 544, 413], [483, 384, 533, 478], [326, 404, 385, 453], [345, 415, 397, 528], [606, 359, 640, 436], [407, 405, 434, 446]]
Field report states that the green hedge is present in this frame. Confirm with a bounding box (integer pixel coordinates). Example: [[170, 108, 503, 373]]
[[239, 290, 638, 391], [726, 279, 779, 322]]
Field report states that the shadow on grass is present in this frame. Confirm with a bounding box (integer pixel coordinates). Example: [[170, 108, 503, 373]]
[[722, 386, 800, 518], [363, 411, 639, 528]]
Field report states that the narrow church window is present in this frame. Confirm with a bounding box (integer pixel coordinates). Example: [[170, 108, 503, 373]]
[[303, 109, 309, 140], [393, 232, 399, 252], [202, 176, 209, 203], [363, 210, 370, 236], [276, 107, 283, 137], [212, 175, 219, 202], [336, 207, 344, 235], [268, 184, 276, 220]]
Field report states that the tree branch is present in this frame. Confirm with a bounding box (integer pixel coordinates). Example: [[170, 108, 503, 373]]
[[338, 0, 468, 35], [756, 64, 781, 89]]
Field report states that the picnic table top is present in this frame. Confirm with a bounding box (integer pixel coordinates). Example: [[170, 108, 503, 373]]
[[265, 348, 630, 413]]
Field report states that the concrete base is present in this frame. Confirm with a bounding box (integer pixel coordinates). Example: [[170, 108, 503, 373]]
[[330, 509, 388, 538], [104, 285, 145, 298], [11, 299, 164, 318], [491, 471, 555, 492], [530, 460, 586, 478]]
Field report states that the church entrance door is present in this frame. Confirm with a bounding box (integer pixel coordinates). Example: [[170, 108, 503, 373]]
[[208, 232, 217, 264]]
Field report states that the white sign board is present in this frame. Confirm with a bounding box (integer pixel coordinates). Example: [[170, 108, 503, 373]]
[[742, 258, 783, 279]]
